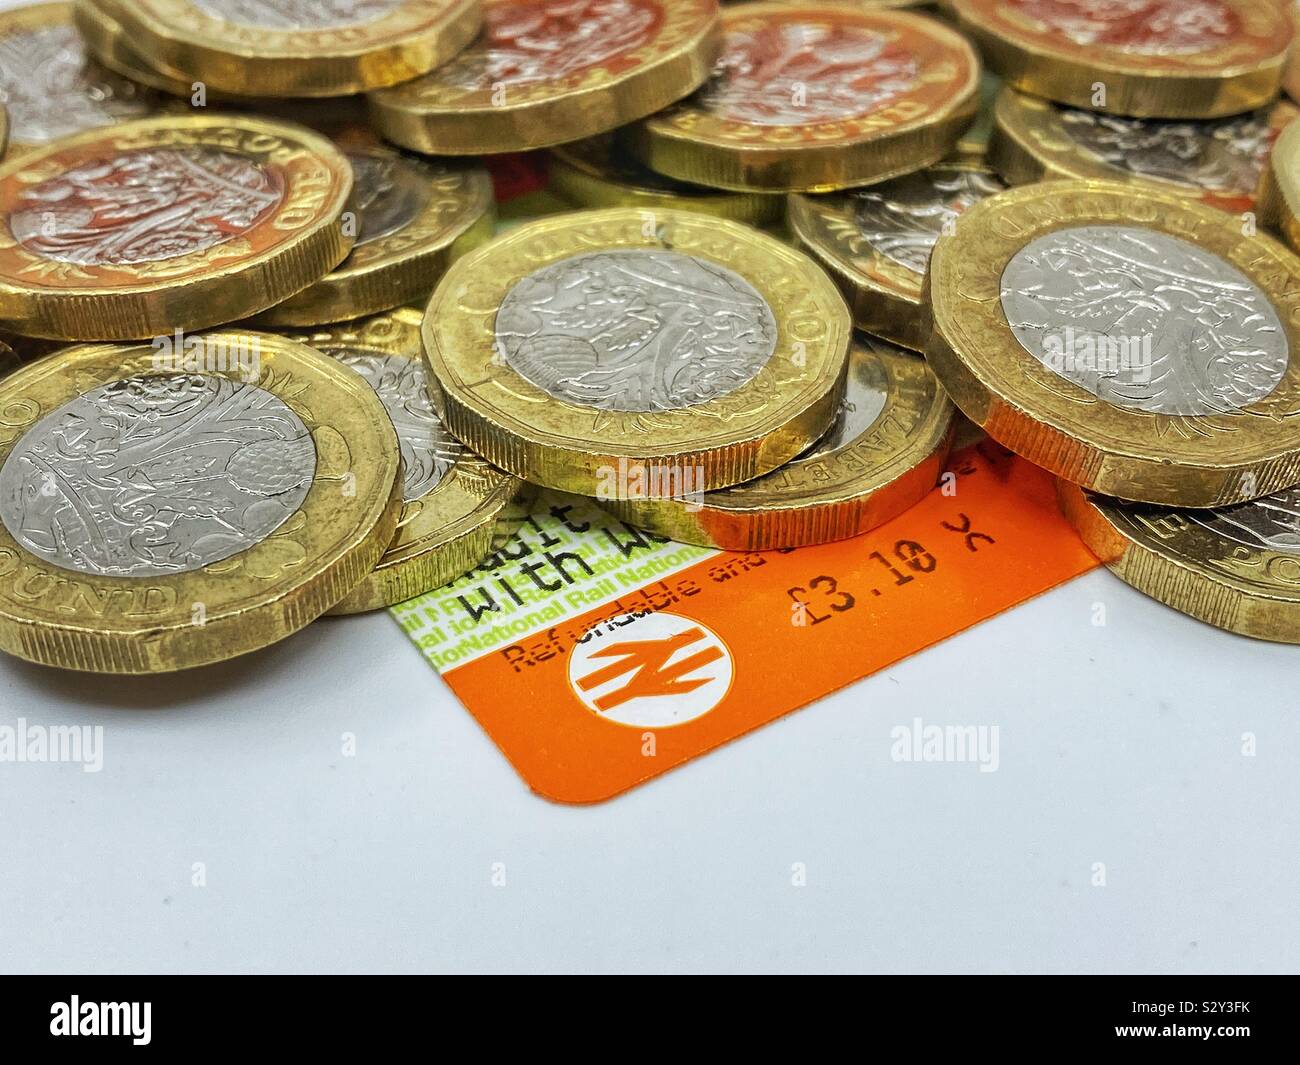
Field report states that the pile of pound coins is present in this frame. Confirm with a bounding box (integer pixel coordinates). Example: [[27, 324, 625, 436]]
[[0, 0, 1299, 672]]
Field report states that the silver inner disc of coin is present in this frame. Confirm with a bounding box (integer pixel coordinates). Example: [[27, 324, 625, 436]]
[[1184, 486, 1300, 554], [1057, 106, 1272, 198], [322, 349, 461, 502], [439, 0, 662, 91], [1000, 225, 1289, 416], [1014, 0, 1234, 57], [345, 152, 433, 248], [701, 21, 919, 127], [0, 374, 316, 578], [10, 148, 284, 267], [494, 249, 778, 413], [0, 24, 151, 144], [799, 341, 890, 463], [190, 0, 404, 30], [854, 167, 1005, 277]]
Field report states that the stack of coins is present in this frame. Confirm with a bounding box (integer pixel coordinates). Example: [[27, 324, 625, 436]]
[[0, 1, 534, 672], [1, 0, 1300, 672], [922, 0, 1300, 645], [414, 1, 984, 559]]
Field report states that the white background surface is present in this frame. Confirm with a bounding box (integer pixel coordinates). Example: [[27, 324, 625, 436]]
[[2, 567, 1296, 974]]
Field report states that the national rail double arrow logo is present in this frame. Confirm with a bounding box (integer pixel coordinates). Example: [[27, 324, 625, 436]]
[[567, 612, 734, 728]]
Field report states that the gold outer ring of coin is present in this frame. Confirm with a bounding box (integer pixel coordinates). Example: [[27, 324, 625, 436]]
[[1257, 120, 1300, 255], [604, 337, 954, 550], [75, 0, 380, 128], [278, 308, 524, 614], [925, 179, 1300, 508], [626, 4, 980, 193], [255, 149, 495, 327], [74, 0, 205, 97], [0, 333, 402, 673], [87, 0, 482, 97], [369, 0, 722, 156], [788, 159, 1004, 352], [0, 114, 354, 341], [950, 0, 1291, 120], [73, 0, 253, 101], [988, 86, 1299, 212], [548, 134, 784, 228], [423, 207, 852, 497], [368, 0, 721, 155], [1058, 479, 1300, 644]]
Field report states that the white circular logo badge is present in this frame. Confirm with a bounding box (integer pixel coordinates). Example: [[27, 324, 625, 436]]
[[567, 611, 734, 728]]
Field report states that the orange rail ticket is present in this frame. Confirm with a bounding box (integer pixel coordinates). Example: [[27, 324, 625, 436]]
[[393, 442, 1100, 803]]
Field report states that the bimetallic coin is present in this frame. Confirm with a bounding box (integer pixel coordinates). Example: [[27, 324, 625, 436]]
[[990, 87, 1297, 212], [76, 0, 195, 97], [0, 333, 401, 672], [951, 0, 1291, 119], [0, 115, 354, 341], [605, 336, 954, 549], [257, 145, 493, 326], [628, 4, 980, 193], [1060, 480, 1300, 644], [548, 133, 783, 227], [927, 180, 1300, 507], [424, 208, 851, 496], [74, 0, 229, 99], [282, 309, 522, 613], [0, 2, 155, 154], [369, 0, 720, 155], [88, 0, 482, 97], [76, 0, 383, 124], [789, 160, 1004, 351], [1258, 122, 1300, 258]]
